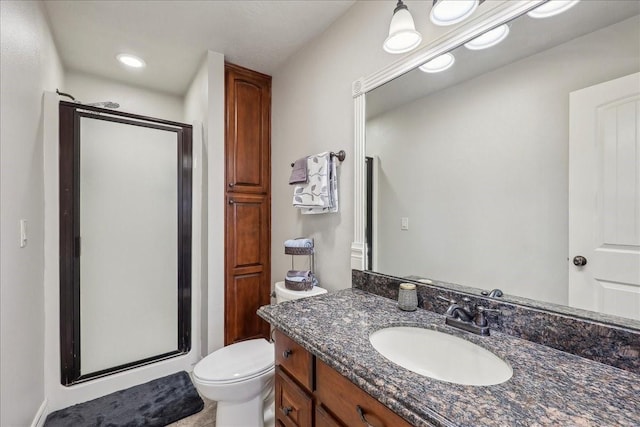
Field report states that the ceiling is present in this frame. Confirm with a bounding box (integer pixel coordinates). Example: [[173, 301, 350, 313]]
[[43, 0, 356, 96]]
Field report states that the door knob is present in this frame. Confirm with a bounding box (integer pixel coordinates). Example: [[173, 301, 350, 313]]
[[573, 256, 587, 266]]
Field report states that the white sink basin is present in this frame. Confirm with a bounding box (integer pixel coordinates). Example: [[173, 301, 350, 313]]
[[369, 326, 512, 386]]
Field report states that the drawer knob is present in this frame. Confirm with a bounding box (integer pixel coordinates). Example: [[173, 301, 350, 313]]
[[283, 406, 293, 416], [283, 349, 292, 359], [356, 405, 375, 427]]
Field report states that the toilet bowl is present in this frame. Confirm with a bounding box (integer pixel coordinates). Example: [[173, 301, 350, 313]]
[[193, 339, 274, 427], [192, 281, 327, 427]]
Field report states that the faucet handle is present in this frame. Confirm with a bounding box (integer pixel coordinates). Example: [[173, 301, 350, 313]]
[[477, 306, 502, 315], [473, 306, 501, 328], [437, 295, 456, 304]]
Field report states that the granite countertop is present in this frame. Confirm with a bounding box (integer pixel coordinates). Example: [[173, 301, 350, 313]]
[[258, 288, 640, 427]]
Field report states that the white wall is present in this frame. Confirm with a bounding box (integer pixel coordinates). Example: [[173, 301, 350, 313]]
[[183, 51, 226, 355], [270, 1, 508, 290], [0, 1, 64, 425], [65, 71, 183, 122], [184, 57, 210, 357], [366, 16, 640, 304]]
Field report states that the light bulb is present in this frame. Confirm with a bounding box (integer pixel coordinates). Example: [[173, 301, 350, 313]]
[[430, 0, 479, 26], [527, 0, 580, 19], [464, 24, 510, 50], [419, 53, 455, 73]]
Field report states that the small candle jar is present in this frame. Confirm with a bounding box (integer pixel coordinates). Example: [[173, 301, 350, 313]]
[[398, 283, 418, 311]]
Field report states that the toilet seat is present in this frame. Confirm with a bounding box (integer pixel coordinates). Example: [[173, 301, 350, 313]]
[[193, 339, 274, 385]]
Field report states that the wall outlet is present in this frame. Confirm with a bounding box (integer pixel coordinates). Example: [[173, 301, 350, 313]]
[[401, 217, 409, 230], [20, 219, 27, 248]]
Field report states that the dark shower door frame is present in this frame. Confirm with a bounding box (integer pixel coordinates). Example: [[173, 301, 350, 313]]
[[58, 101, 193, 386]]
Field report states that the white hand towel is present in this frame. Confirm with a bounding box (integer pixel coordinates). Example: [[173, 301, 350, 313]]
[[301, 155, 339, 215], [292, 153, 331, 208]]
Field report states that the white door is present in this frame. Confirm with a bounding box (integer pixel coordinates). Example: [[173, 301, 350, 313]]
[[569, 72, 640, 321]]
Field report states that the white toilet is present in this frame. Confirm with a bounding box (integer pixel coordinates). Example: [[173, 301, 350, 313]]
[[192, 281, 327, 427]]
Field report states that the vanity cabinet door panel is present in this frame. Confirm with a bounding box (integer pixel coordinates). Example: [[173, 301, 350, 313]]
[[315, 359, 414, 427], [275, 366, 313, 427], [225, 193, 270, 344], [315, 405, 345, 427], [274, 329, 313, 391]]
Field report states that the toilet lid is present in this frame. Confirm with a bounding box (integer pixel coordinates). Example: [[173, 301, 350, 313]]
[[193, 339, 274, 383], [275, 281, 328, 299]]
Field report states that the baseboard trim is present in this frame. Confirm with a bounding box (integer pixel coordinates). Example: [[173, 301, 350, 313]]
[[31, 399, 48, 427]]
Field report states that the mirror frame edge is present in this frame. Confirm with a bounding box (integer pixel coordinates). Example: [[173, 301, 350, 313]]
[[351, 0, 544, 270]]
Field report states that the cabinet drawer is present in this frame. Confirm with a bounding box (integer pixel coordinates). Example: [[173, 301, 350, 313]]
[[315, 404, 344, 427], [275, 366, 313, 427], [274, 329, 313, 391], [315, 359, 414, 427]]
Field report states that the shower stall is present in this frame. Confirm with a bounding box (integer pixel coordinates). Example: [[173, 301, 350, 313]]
[[57, 100, 193, 385]]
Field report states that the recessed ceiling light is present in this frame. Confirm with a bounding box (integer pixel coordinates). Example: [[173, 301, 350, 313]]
[[116, 53, 146, 68], [464, 24, 510, 50], [527, 0, 580, 19], [430, 0, 478, 26], [419, 53, 455, 73]]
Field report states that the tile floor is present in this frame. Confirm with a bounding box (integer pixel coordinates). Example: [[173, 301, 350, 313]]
[[167, 396, 217, 427]]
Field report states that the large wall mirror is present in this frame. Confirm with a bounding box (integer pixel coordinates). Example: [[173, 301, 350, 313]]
[[354, 1, 640, 326], [59, 102, 192, 385]]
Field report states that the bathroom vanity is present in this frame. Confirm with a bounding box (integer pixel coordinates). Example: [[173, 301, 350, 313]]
[[258, 288, 640, 427], [272, 329, 412, 427]]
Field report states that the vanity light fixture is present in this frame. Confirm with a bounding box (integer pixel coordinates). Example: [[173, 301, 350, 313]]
[[527, 0, 580, 19], [419, 52, 455, 73], [116, 53, 146, 68], [464, 24, 510, 50], [430, 0, 479, 26], [383, 0, 423, 54]]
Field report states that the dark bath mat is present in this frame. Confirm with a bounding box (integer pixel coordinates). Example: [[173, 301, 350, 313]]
[[44, 371, 204, 427]]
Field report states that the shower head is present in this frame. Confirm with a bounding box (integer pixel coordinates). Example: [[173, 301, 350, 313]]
[[56, 90, 120, 109], [86, 101, 120, 109]]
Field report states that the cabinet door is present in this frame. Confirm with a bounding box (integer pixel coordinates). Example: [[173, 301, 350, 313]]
[[316, 359, 415, 427], [315, 405, 344, 427], [275, 366, 313, 427], [225, 63, 271, 194], [225, 193, 270, 344]]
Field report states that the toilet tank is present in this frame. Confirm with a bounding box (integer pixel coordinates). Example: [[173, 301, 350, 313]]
[[274, 281, 327, 303]]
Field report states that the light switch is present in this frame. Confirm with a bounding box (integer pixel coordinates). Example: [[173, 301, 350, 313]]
[[401, 217, 409, 230], [20, 219, 27, 248]]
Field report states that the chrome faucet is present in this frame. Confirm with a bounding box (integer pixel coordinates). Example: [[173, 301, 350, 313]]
[[444, 301, 474, 322], [438, 296, 501, 336]]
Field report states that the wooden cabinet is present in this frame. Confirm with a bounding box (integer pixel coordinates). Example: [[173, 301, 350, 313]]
[[224, 63, 271, 344], [316, 359, 413, 427], [315, 405, 344, 427], [275, 366, 313, 427], [274, 329, 314, 390], [273, 329, 415, 427], [225, 63, 271, 194]]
